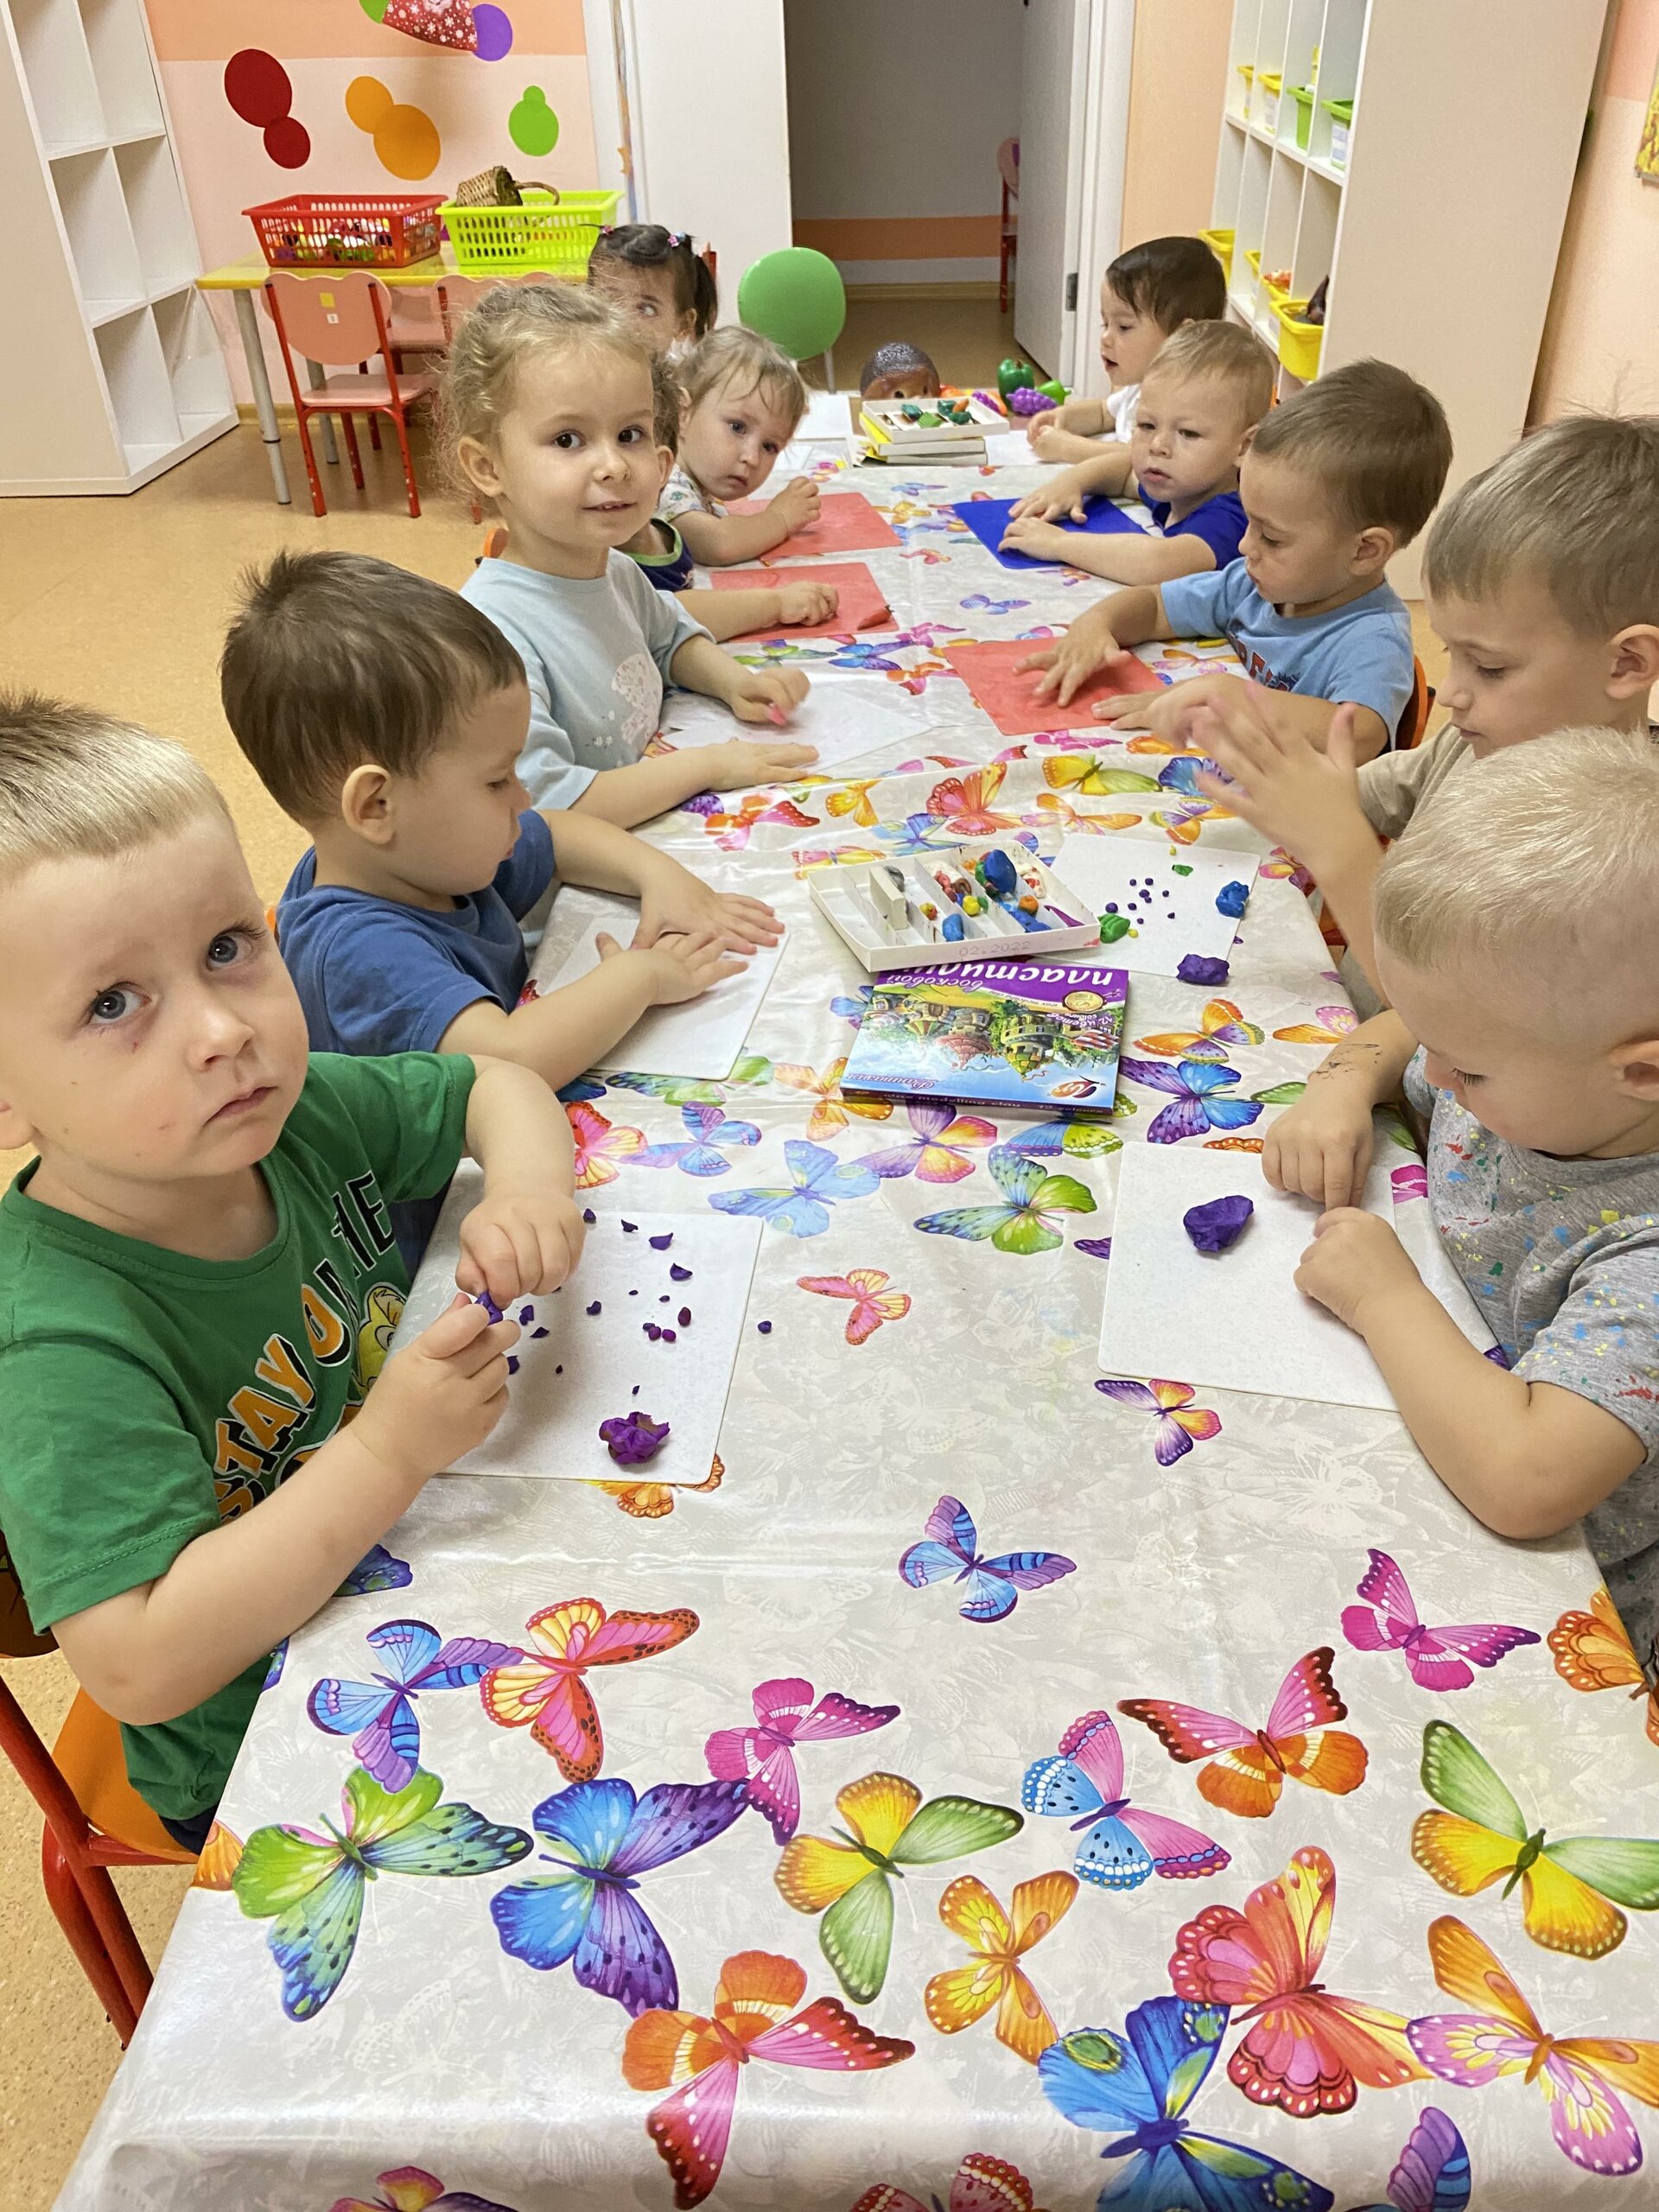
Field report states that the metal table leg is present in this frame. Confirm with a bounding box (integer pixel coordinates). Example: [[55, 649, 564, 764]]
[[231, 288, 290, 504]]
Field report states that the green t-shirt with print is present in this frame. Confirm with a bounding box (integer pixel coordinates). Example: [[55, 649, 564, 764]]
[[0, 1051, 474, 1822]]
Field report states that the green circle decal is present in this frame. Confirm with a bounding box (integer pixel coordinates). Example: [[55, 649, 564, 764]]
[[510, 85, 559, 158]]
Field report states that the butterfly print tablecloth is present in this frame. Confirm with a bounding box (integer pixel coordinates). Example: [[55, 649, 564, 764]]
[[58, 456, 1659, 2212]]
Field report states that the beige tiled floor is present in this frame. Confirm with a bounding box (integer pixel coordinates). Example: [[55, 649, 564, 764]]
[[0, 289, 1446, 2207]]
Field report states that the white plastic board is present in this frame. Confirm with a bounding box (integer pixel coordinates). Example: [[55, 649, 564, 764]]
[[660, 676, 933, 775], [1051, 836, 1255, 977], [537, 893, 785, 1079], [392, 1196, 763, 1482], [1097, 1141, 1494, 1413]]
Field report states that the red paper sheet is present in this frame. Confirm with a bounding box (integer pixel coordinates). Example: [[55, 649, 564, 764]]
[[708, 562, 894, 639], [941, 638, 1166, 738], [728, 490, 902, 562]]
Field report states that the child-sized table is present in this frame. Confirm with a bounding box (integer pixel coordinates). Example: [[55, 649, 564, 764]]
[[56, 457, 1659, 2212]]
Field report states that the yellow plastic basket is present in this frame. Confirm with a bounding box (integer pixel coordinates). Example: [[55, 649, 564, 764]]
[[1275, 299, 1325, 380], [1199, 226, 1235, 283], [439, 189, 623, 276]]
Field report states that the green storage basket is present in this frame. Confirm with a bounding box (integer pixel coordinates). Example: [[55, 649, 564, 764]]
[[440, 188, 623, 276], [1288, 86, 1315, 149]]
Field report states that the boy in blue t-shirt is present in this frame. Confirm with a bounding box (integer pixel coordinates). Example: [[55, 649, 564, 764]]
[[1001, 321, 1274, 586], [1020, 359, 1452, 761]]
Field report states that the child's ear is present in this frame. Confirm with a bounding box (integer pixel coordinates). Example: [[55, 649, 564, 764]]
[[1352, 524, 1398, 575], [339, 764, 396, 846], [1608, 624, 1659, 700], [657, 442, 675, 488], [1611, 1033, 1659, 1102], [455, 434, 502, 500], [0, 1090, 36, 1154]]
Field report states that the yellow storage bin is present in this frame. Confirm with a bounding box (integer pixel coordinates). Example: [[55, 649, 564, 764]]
[[1255, 71, 1283, 132], [440, 188, 622, 276], [1243, 246, 1262, 281], [1275, 299, 1325, 380], [1199, 226, 1235, 283]]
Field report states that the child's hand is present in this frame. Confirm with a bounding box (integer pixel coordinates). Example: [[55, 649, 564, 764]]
[[1015, 616, 1127, 706], [773, 581, 838, 626], [1000, 514, 1075, 563], [1090, 672, 1206, 736], [636, 864, 783, 950], [353, 1296, 519, 1478], [1263, 1080, 1376, 1211], [1027, 402, 1091, 450], [458, 1185, 586, 1303], [1296, 1209, 1422, 1334], [703, 736, 819, 791], [1011, 469, 1091, 524], [769, 477, 820, 536], [620, 927, 746, 1007], [1190, 689, 1367, 864], [726, 665, 812, 729]]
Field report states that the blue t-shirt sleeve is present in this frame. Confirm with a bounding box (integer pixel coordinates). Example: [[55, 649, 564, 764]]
[[495, 810, 556, 919], [1165, 492, 1247, 569], [301, 910, 501, 1058], [1158, 560, 1243, 639], [1306, 610, 1414, 737]]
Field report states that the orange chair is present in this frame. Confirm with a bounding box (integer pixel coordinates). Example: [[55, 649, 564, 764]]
[[1396, 655, 1435, 749], [264, 270, 437, 518], [0, 1656, 194, 2043]]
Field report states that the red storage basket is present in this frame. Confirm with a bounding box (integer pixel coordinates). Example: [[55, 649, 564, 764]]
[[244, 194, 444, 270]]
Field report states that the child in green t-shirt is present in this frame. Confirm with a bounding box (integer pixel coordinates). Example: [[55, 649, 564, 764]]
[[0, 694, 585, 1845]]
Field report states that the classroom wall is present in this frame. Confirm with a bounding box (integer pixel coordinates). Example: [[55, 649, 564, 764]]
[[1533, 0, 1659, 416], [783, 0, 1023, 286], [1118, 0, 1231, 250], [143, 0, 600, 400]]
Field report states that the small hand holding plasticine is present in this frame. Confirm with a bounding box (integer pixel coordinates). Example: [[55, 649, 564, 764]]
[[1184, 1194, 1255, 1254]]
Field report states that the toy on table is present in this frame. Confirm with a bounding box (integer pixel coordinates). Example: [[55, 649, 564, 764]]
[[812, 838, 1101, 973], [997, 357, 1037, 398], [859, 341, 942, 402]]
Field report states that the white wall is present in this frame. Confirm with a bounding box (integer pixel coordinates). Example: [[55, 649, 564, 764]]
[[785, 0, 1023, 283]]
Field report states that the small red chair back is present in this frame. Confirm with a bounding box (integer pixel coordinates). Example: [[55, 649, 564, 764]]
[[265, 270, 393, 367]]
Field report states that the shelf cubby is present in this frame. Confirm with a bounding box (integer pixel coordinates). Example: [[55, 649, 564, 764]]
[[95, 302, 180, 472], [116, 134, 194, 296], [53, 144, 143, 317], [10, 0, 102, 150], [153, 286, 232, 435], [78, 0, 158, 142]]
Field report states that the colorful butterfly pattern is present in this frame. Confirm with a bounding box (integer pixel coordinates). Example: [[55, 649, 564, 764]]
[[566, 1102, 647, 1187], [232, 1766, 530, 2021], [710, 1139, 882, 1236], [1274, 1006, 1359, 1046], [913, 1142, 1096, 1255], [1412, 1718, 1659, 1957], [1021, 1710, 1229, 1889], [1408, 1916, 1659, 2173], [1341, 1548, 1540, 1691], [1119, 1648, 1367, 1818], [489, 1776, 746, 2016], [328, 2167, 522, 2212], [1549, 1587, 1659, 1745], [900, 1495, 1077, 1624], [1117, 1057, 1264, 1144], [849, 2153, 1047, 2212], [774, 1058, 894, 1141], [704, 1676, 900, 1842], [1169, 1846, 1425, 2115], [1351, 2108, 1471, 2212], [860, 1102, 997, 1182], [624, 1949, 913, 2209], [308, 1619, 523, 1794], [775, 1771, 1023, 2001], [1133, 998, 1265, 1061], [1094, 1376, 1223, 1465], [1039, 1993, 1336, 2211], [927, 766, 1020, 835], [479, 1599, 699, 1780], [923, 1870, 1077, 2062], [798, 1268, 913, 1344], [632, 1103, 762, 1176]]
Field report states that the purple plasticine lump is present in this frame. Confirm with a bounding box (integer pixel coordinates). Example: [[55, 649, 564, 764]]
[[757, 1320, 772, 1334], [662, 1329, 677, 1344], [678, 1307, 691, 1327], [645, 1323, 662, 1340], [649, 1233, 674, 1250], [621, 1220, 639, 1234], [582, 1209, 596, 1225], [586, 1300, 602, 1317], [505, 1354, 519, 1375], [474, 1291, 504, 1324], [1183, 1194, 1255, 1255], [671, 1263, 693, 1281], [531, 1326, 549, 1339], [1177, 953, 1230, 988], [1216, 880, 1249, 918], [600, 1412, 671, 1466]]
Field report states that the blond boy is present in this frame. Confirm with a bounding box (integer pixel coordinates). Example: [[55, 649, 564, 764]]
[[1281, 729, 1659, 1664], [0, 696, 582, 1840]]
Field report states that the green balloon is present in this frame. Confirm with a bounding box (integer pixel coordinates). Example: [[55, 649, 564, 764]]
[[510, 86, 560, 159], [736, 248, 845, 360]]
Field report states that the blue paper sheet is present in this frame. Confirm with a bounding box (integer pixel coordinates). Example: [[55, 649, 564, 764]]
[[948, 494, 1147, 570]]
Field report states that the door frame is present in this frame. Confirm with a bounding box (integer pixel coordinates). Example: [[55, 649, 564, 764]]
[[1068, 0, 1137, 399]]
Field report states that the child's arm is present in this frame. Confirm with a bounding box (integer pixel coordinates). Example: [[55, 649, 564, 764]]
[[1187, 688, 1389, 988], [677, 577, 839, 644], [1261, 1012, 1417, 1209], [1012, 586, 1172, 704], [543, 809, 782, 948], [1296, 1214, 1647, 1541], [1028, 398, 1110, 452], [1010, 449, 1135, 521], [569, 739, 819, 830], [50, 1058, 582, 1726], [1095, 676, 1388, 761], [440, 929, 744, 1090], [676, 476, 820, 565], [999, 512, 1217, 586]]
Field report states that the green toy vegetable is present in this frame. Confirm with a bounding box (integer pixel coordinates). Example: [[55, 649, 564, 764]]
[[1037, 378, 1067, 403], [997, 357, 1038, 399]]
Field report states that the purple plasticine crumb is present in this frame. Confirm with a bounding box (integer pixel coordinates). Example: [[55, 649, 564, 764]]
[[1216, 880, 1249, 918], [582, 1209, 596, 1225], [474, 1291, 504, 1324], [678, 1307, 691, 1327], [586, 1300, 602, 1317], [662, 1329, 677, 1344], [531, 1326, 550, 1339], [1183, 1194, 1255, 1255], [555, 1364, 563, 1375], [600, 1411, 671, 1466], [757, 1320, 772, 1335], [517, 1305, 535, 1324], [632, 1384, 640, 1396], [1177, 953, 1230, 988], [670, 1263, 693, 1281], [645, 1323, 662, 1340], [649, 1232, 674, 1250], [505, 1355, 519, 1375], [1075, 1236, 1113, 1261], [621, 1220, 639, 1234]]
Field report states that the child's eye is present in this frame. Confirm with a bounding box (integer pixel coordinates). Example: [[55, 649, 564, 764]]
[[726, 420, 747, 436], [1473, 664, 1504, 681], [1451, 1067, 1483, 1086], [761, 440, 779, 456], [620, 425, 646, 444], [552, 429, 582, 450], [87, 984, 142, 1027]]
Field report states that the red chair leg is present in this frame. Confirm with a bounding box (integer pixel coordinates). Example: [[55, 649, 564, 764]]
[[293, 406, 327, 517], [41, 1834, 142, 2044], [341, 415, 365, 490], [390, 406, 422, 518], [368, 415, 383, 452]]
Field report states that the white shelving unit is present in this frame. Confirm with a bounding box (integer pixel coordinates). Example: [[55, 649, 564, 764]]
[[1211, 0, 1605, 590], [1, 0, 235, 495]]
